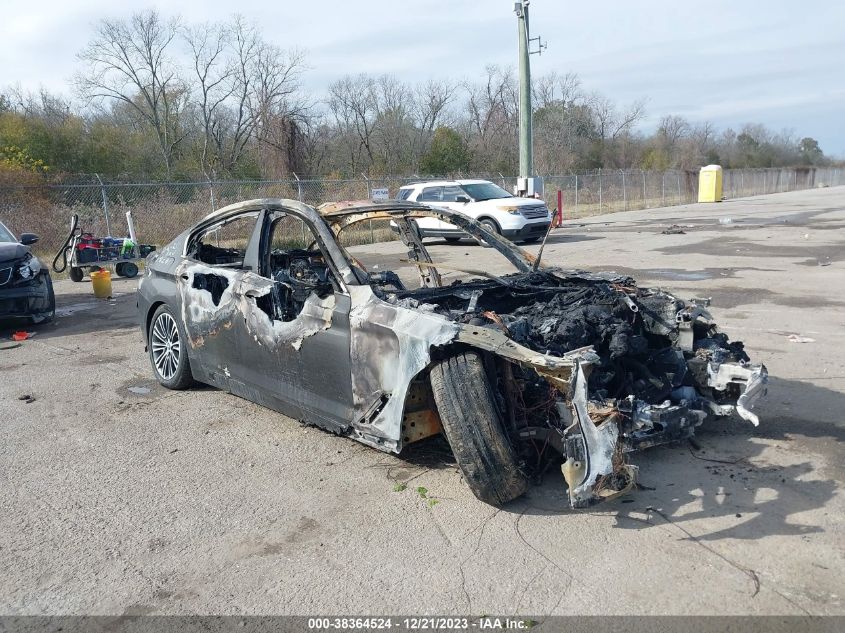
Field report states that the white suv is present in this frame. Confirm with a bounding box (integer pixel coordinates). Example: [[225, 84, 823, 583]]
[[396, 179, 551, 243]]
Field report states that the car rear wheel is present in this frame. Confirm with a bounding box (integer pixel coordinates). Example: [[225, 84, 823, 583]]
[[429, 351, 529, 505], [149, 305, 195, 390]]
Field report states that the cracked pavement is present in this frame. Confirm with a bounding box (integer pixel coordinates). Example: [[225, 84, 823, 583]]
[[2, 187, 844, 615]]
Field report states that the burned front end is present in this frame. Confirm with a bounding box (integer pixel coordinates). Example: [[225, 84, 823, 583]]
[[381, 269, 767, 508]]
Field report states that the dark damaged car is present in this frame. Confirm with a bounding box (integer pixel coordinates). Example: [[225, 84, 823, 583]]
[[137, 199, 767, 508], [0, 220, 55, 324]]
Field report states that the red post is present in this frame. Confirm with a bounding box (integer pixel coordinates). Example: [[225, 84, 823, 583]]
[[556, 189, 563, 227]]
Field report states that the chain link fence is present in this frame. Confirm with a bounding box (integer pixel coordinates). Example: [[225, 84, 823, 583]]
[[0, 167, 842, 256]]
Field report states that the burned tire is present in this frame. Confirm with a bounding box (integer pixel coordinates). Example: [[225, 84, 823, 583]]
[[430, 352, 529, 505]]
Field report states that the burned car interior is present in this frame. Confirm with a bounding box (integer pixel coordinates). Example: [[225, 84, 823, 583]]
[[142, 199, 767, 509], [264, 216, 337, 322]]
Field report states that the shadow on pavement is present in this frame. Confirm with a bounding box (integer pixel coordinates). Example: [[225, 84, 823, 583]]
[[401, 375, 842, 545], [0, 278, 140, 341]]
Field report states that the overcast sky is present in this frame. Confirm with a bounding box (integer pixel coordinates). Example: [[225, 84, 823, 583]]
[[2, 0, 844, 155]]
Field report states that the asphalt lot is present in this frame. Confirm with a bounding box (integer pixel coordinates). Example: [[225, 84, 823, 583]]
[[2, 186, 844, 616]]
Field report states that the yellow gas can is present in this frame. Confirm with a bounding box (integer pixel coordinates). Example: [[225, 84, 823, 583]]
[[698, 164, 723, 203], [90, 269, 112, 298]]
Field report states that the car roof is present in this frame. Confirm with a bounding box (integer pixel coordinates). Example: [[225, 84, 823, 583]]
[[399, 179, 493, 189]]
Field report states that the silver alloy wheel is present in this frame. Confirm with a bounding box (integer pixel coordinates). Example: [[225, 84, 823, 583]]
[[151, 311, 180, 381]]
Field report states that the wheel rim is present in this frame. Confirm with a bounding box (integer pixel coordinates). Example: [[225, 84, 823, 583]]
[[151, 312, 180, 380]]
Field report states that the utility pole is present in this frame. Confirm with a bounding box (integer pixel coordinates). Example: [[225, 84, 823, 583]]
[[515, 0, 532, 181], [514, 1, 546, 195]]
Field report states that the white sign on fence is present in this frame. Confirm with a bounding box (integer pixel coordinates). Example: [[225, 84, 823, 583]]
[[370, 187, 389, 200]]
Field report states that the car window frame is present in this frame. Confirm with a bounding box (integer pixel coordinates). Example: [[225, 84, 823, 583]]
[[261, 210, 348, 296], [184, 210, 262, 269], [418, 186, 444, 202]]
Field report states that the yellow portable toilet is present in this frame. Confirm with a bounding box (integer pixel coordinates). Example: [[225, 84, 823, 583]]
[[698, 164, 723, 203]]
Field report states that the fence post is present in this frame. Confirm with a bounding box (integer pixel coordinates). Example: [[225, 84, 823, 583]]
[[293, 173, 306, 244], [574, 174, 579, 215], [676, 172, 681, 205], [661, 172, 665, 207], [621, 169, 627, 211], [361, 173, 374, 243], [641, 169, 646, 208], [556, 189, 563, 226], [293, 172, 303, 201], [598, 169, 603, 212], [208, 180, 216, 213], [94, 173, 112, 236]]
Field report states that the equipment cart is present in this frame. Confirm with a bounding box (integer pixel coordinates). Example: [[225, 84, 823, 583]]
[[53, 210, 155, 282]]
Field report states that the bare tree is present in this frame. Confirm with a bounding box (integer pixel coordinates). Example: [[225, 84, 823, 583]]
[[463, 66, 519, 172], [327, 74, 379, 173], [588, 93, 646, 166], [183, 15, 307, 177], [533, 71, 581, 109], [248, 38, 307, 176], [75, 9, 186, 177], [184, 21, 232, 177], [410, 79, 457, 168]]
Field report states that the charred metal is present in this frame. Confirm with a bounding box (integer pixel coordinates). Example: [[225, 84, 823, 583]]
[[139, 198, 768, 509]]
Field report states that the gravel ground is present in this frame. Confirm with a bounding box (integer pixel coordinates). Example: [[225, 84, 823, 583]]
[[1, 186, 844, 616]]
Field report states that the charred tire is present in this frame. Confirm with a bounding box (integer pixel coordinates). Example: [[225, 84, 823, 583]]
[[148, 304, 195, 390], [430, 352, 529, 505], [69, 266, 84, 282]]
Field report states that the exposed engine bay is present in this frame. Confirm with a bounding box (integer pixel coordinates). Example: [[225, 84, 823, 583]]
[[376, 267, 767, 505]]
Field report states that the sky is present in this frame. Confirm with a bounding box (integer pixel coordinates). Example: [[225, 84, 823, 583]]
[[2, 0, 844, 155]]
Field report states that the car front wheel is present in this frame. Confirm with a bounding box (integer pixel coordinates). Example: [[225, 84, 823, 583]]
[[148, 304, 195, 389], [429, 351, 529, 505], [479, 219, 500, 235]]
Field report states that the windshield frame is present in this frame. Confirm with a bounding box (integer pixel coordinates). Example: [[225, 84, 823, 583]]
[[322, 206, 535, 288], [0, 221, 17, 243], [460, 182, 514, 202]]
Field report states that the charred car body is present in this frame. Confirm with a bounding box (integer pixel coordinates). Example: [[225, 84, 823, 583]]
[[0, 221, 55, 324], [137, 199, 767, 508]]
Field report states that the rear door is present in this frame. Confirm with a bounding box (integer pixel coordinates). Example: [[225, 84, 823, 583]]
[[436, 184, 469, 232], [412, 186, 446, 233], [178, 211, 263, 390]]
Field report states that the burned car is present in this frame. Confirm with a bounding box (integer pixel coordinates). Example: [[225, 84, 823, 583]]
[[137, 199, 767, 508], [0, 220, 55, 324]]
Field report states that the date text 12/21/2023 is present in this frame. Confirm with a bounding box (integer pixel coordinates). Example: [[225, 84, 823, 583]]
[[307, 617, 536, 630]]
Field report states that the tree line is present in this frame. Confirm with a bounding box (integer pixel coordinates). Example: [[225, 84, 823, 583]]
[[0, 9, 833, 183]]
